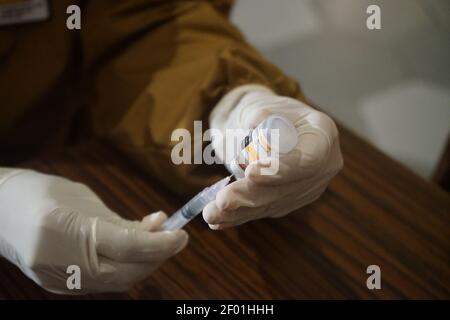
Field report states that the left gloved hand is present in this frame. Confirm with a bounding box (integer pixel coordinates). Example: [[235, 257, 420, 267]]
[[205, 85, 343, 229], [0, 169, 188, 294]]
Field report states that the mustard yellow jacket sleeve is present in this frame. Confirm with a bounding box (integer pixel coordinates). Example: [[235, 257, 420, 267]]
[[82, 0, 305, 197]]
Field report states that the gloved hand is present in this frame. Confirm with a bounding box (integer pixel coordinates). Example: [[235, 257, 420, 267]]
[[0, 168, 188, 294], [205, 85, 343, 229]]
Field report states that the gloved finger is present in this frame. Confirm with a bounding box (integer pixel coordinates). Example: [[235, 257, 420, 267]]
[[294, 111, 339, 178], [211, 176, 330, 224], [96, 256, 162, 291], [211, 183, 322, 224], [205, 198, 263, 224], [268, 185, 328, 218], [237, 92, 303, 129], [140, 211, 168, 231], [295, 130, 331, 179], [209, 186, 328, 229], [95, 219, 188, 263], [208, 214, 257, 230], [102, 215, 142, 230], [203, 200, 265, 225], [208, 201, 269, 230], [273, 172, 333, 205], [202, 201, 225, 224], [215, 171, 332, 212], [102, 211, 168, 232], [241, 108, 273, 129], [244, 154, 301, 185], [214, 177, 301, 212], [245, 130, 330, 185], [324, 135, 344, 175], [209, 169, 334, 223]]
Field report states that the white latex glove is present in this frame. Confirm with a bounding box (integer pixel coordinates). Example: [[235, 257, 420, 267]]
[[205, 85, 343, 229], [0, 168, 188, 294]]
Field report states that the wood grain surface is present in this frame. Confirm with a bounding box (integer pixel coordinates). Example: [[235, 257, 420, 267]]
[[0, 126, 449, 299]]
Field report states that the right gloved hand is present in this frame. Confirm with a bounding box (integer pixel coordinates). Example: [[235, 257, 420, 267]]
[[0, 168, 188, 294], [205, 85, 343, 229]]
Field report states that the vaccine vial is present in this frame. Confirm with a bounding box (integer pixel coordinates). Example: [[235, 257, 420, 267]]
[[228, 115, 298, 178]]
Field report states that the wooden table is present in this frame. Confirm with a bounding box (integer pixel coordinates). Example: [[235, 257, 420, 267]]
[[0, 126, 449, 299]]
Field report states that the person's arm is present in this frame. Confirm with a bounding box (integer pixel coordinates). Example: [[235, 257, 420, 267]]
[[81, 0, 305, 197], [82, 0, 342, 227]]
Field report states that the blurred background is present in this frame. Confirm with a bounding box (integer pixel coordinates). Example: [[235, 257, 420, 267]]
[[231, 0, 450, 180]]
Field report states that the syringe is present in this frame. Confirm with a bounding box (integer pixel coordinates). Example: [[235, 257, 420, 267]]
[[160, 175, 234, 231]]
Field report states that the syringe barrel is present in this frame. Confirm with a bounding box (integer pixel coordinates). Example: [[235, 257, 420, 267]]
[[159, 210, 190, 231], [160, 176, 232, 231], [160, 195, 210, 231]]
